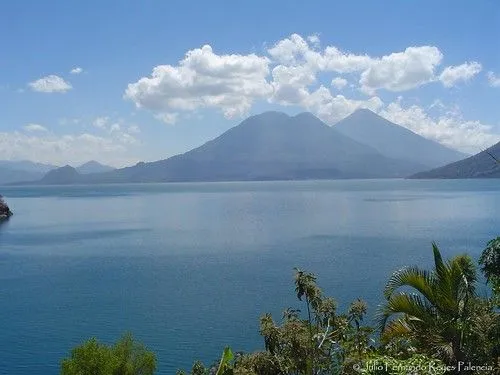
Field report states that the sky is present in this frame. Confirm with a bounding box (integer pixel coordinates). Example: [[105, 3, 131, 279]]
[[1, 0, 499, 167]]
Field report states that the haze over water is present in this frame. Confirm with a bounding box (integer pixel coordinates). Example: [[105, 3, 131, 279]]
[[0, 179, 498, 374]]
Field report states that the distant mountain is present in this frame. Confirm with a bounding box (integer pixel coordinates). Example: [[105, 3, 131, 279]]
[[334, 109, 468, 169], [76, 161, 115, 174], [33, 111, 427, 185], [410, 142, 500, 179], [0, 160, 58, 185], [38, 165, 82, 185], [0, 160, 57, 173], [0, 168, 44, 185]]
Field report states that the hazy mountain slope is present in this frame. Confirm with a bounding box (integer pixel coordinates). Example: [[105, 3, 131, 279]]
[[76, 161, 115, 174], [0, 160, 58, 185], [38, 166, 83, 185], [410, 141, 500, 179], [334, 109, 468, 169], [0, 168, 44, 185], [0, 160, 57, 173]]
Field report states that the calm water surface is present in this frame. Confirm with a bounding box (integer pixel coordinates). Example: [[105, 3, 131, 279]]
[[0, 179, 498, 374]]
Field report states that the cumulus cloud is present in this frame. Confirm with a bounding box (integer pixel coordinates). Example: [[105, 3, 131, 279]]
[[125, 45, 272, 118], [70, 67, 83, 74], [267, 34, 443, 95], [24, 123, 48, 132], [331, 77, 348, 90], [438, 62, 482, 87], [29, 75, 72, 93], [379, 100, 499, 153], [307, 34, 321, 49], [359, 47, 443, 94], [270, 64, 316, 105], [487, 71, 500, 87], [124, 34, 477, 120], [122, 33, 496, 151], [304, 86, 384, 123], [268, 34, 321, 66]]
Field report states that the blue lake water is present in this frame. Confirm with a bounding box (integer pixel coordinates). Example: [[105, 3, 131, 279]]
[[0, 179, 499, 374]]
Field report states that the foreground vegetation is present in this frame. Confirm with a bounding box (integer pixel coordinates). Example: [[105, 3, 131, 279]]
[[62, 239, 500, 374]]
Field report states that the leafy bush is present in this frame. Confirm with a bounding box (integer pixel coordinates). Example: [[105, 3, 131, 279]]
[[61, 333, 156, 375]]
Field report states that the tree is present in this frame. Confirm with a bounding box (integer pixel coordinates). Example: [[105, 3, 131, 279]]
[[61, 333, 157, 375], [378, 243, 478, 365], [479, 237, 500, 303]]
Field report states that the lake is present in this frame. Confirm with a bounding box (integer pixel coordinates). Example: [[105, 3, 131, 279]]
[[0, 179, 498, 374]]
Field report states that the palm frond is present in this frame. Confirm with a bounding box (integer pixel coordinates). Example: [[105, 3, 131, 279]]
[[378, 293, 436, 332], [380, 319, 412, 342], [384, 266, 436, 302], [432, 243, 450, 284]]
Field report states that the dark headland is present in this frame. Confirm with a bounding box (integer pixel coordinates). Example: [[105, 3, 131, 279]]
[[0, 195, 13, 220]]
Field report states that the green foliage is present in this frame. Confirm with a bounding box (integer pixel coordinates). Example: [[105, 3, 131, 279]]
[[479, 237, 500, 303], [175, 360, 209, 375], [216, 347, 234, 375], [379, 243, 480, 364], [243, 271, 373, 374], [61, 333, 156, 375]]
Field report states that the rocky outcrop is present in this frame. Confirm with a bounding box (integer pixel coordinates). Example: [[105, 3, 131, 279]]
[[0, 195, 13, 220]]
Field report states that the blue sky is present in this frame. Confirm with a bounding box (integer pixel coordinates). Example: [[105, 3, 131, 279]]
[[1, 0, 499, 166]]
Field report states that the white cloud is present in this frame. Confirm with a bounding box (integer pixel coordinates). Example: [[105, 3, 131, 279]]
[[269, 64, 316, 105], [307, 34, 321, 49], [359, 47, 443, 94], [124, 34, 478, 120], [155, 113, 179, 125], [439, 62, 482, 87], [70, 67, 83, 74], [127, 125, 141, 134], [304, 86, 384, 123], [0, 131, 138, 167], [487, 71, 500, 87], [24, 123, 48, 132], [331, 77, 348, 90], [59, 118, 81, 126], [321, 46, 372, 73], [28, 75, 72, 93], [266, 34, 448, 101], [121, 33, 497, 153], [268, 34, 321, 66], [125, 45, 272, 118], [91, 116, 139, 140], [92, 116, 109, 128], [379, 100, 499, 153], [109, 123, 121, 133]]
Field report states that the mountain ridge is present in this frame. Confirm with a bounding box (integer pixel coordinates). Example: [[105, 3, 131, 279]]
[[409, 141, 500, 179], [333, 108, 468, 169], [29, 110, 434, 185], [76, 161, 115, 174]]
